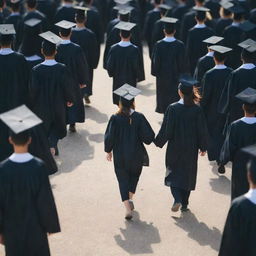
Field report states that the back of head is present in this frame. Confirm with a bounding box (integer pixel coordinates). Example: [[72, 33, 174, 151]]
[[42, 40, 56, 56], [196, 11, 206, 21], [154, 0, 162, 5], [213, 51, 226, 62], [164, 24, 175, 35], [60, 27, 71, 38], [118, 98, 134, 117], [0, 34, 14, 47], [11, 1, 20, 12], [243, 103, 256, 115], [10, 130, 30, 146], [120, 29, 130, 39], [241, 49, 255, 63], [27, 0, 37, 9], [234, 12, 243, 21]]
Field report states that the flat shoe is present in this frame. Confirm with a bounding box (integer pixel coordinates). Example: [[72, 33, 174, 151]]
[[125, 213, 133, 220], [171, 202, 181, 212]]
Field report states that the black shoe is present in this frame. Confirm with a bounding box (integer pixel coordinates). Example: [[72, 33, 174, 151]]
[[181, 206, 190, 212], [125, 213, 133, 220], [171, 202, 181, 212], [218, 164, 226, 174], [69, 124, 76, 133], [84, 95, 91, 104]]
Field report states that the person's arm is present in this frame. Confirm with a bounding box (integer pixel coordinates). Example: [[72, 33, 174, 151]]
[[104, 115, 116, 153], [106, 47, 115, 77], [151, 43, 160, 77], [139, 114, 155, 145], [196, 108, 208, 155], [200, 73, 212, 108], [77, 49, 90, 87]]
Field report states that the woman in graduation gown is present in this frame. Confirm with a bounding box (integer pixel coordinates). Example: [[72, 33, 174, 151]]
[[104, 84, 155, 220], [155, 76, 208, 212], [151, 17, 186, 114], [220, 88, 256, 200]]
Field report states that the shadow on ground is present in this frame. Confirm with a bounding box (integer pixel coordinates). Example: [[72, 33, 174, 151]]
[[173, 211, 221, 251], [209, 176, 231, 195], [137, 83, 155, 97], [85, 106, 109, 124], [114, 211, 161, 254]]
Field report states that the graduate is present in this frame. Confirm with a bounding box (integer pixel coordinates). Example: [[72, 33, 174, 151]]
[[151, 17, 186, 114], [0, 24, 30, 161], [220, 87, 256, 200], [201, 45, 233, 174], [219, 39, 256, 124], [5, 0, 24, 50], [106, 22, 144, 105], [240, 20, 256, 41], [222, 4, 245, 69], [155, 75, 208, 212], [71, 6, 99, 104], [0, 106, 60, 256], [186, 6, 214, 75], [55, 20, 89, 133], [54, 0, 76, 23], [215, 1, 233, 36], [143, 0, 162, 56], [219, 144, 256, 256], [104, 84, 155, 220], [171, 0, 189, 20], [29, 31, 75, 155], [194, 36, 223, 88], [19, 18, 43, 70]]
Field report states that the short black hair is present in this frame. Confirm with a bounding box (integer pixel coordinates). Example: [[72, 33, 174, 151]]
[[164, 24, 176, 34], [42, 41, 56, 56], [10, 1, 20, 12], [154, 0, 161, 4], [59, 28, 71, 37], [196, 0, 205, 3], [0, 34, 14, 47], [241, 49, 255, 63], [10, 131, 31, 146], [75, 13, 86, 23], [243, 103, 256, 114], [234, 13, 243, 21], [120, 30, 131, 39], [223, 8, 232, 17], [213, 51, 227, 62], [196, 11, 206, 21], [27, 0, 36, 8], [248, 158, 256, 184]]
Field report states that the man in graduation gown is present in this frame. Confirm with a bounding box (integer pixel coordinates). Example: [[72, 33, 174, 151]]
[[219, 146, 256, 256], [5, 0, 24, 50], [71, 6, 99, 104], [201, 45, 233, 173], [194, 36, 223, 87], [219, 41, 256, 124], [56, 20, 89, 133], [186, 6, 214, 75], [0, 106, 60, 256], [220, 87, 256, 200], [151, 17, 186, 114], [143, 0, 162, 56], [29, 31, 75, 155], [54, 0, 75, 23], [106, 22, 145, 105], [0, 24, 30, 161]]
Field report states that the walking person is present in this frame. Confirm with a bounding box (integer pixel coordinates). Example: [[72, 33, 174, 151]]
[[155, 75, 208, 212], [104, 84, 155, 220]]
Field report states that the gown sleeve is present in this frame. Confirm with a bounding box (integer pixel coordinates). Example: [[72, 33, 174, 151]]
[[62, 67, 76, 103], [76, 48, 90, 86], [106, 47, 115, 78], [29, 68, 40, 108], [196, 107, 208, 152], [154, 105, 175, 148], [0, 179, 3, 234], [139, 114, 155, 145], [36, 166, 60, 234], [151, 43, 160, 77], [200, 73, 212, 109], [104, 115, 116, 153]]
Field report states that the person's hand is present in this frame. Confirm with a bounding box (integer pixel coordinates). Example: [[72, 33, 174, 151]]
[[80, 84, 86, 89], [67, 102, 73, 107], [199, 150, 206, 156], [106, 152, 112, 162], [0, 234, 4, 245]]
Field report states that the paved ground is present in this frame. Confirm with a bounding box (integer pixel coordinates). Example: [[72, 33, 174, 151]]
[[0, 46, 231, 256]]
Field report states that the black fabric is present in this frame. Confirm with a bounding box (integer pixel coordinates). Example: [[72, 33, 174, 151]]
[[0, 158, 60, 256], [219, 196, 256, 256], [155, 102, 208, 191], [151, 39, 186, 113], [220, 120, 256, 200], [106, 43, 144, 105], [23, 10, 49, 31], [215, 18, 232, 36], [37, 0, 57, 29], [170, 186, 191, 207], [54, 5, 76, 23], [201, 67, 233, 161]]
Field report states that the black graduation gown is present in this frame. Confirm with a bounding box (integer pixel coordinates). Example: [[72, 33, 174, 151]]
[[29, 62, 75, 139], [179, 10, 196, 43], [37, 0, 57, 29], [106, 43, 145, 105], [215, 18, 232, 36], [222, 25, 244, 69], [218, 66, 256, 124], [54, 5, 76, 23], [0, 157, 60, 256], [155, 102, 208, 191], [151, 19, 164, 57], [219, 196, 256, 256], [5, 14, 24, 51], [143, 9, 161, 56], [220, 120, 256, 199], [186, 26, 214, 75], [71, 27, 100, 96], [104, 111, 155, 171], [26, 57, 43, 71], [56, 42, 89, 124], [23, 10, 49, 31], [151, 39, 186, 113], [201, 67, 233, 161], [193, 54, 215, 87]]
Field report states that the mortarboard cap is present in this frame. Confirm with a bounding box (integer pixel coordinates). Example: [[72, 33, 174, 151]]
[[193, 6, 210, 12], [0, 24, 16, 35], [161, 17, 178, 24], [179, 74, 198, 93], [240, 20, 256, 32], [159, 4, 172, 10], [114, 21, 136, 31], [24, 18, 42, 27], [203, 36, 224, 45], [235, 87, 256, 104], [0, 105, 42, 134], [114, 0, 131, 5], [238, 39, 256, 53], [209, 45, 232, 53], [55, 20, 76, 30], [228, 4, 244, 14], [220, 0, 234, 9], [117, 6, 134, 15], [74, 6, 88, 11], [39, 31, 62, 45], [114, 84, 141, 101]]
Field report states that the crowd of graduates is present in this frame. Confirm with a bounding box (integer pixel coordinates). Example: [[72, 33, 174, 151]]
[[0, 0, 256, 255]]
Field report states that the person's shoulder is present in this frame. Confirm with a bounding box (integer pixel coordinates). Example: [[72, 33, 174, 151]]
[[0, 158, 11, 170], [231, 195, 251, 210]]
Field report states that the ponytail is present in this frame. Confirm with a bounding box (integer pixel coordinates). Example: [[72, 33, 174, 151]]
[[183, 87, 201, 106]]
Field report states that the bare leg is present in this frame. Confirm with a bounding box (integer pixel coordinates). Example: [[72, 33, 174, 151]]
[[123, 200, 132, 220], [129, 192, 135, 211]]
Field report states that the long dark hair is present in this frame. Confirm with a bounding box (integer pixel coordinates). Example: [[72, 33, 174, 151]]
[[183, 87, 201, 106], [117, 99, 135, 124]]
